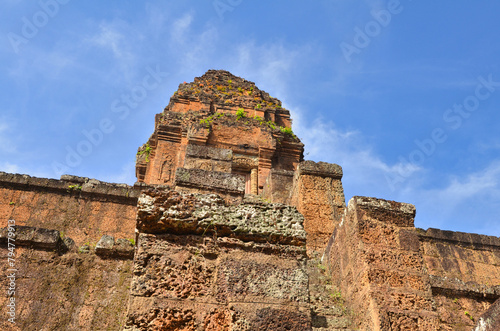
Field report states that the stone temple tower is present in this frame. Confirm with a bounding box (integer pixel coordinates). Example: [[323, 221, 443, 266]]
[[135, 70, 303, 198], [135, 69, 346, 252]]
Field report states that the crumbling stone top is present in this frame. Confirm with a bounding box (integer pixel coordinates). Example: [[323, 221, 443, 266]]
[[136, 189, 306, 246], [419, 227, 500, 249], [167, 69, 285, 113], [349, 196, 416, 227], [297, 160, 343, 179], [350, 196, 416, 216], [0, 172, 142, 203]]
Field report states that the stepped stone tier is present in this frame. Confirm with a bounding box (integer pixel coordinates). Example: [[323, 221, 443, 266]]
[[1, 70, 500, 330]]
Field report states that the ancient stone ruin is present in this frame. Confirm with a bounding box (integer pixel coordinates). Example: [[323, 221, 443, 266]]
[[1, 69, 499, 330]]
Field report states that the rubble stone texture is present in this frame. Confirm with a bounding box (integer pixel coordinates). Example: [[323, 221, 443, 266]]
[[1, 70, 500, 329]]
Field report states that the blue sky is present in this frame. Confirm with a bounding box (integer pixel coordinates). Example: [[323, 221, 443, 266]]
[[2, 1, 500, 236]]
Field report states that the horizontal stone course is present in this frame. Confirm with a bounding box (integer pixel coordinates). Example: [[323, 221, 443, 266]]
[[136, 189, 306, 245], [175, 167, 245, 194], [419, 227, 500, 249], [0, 171, 143, 203], [297, 160, 343, 179], [0, 225, 74, 252], [185, 144, 232, 160], [429, 275, 500, 299], [95, 234, 135, 259]]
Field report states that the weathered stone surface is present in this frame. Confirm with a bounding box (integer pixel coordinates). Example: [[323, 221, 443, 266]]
[[289, 161, 346, 254], [126, 231, 309, 329], [96, 234, 114, 251], [252, 307, 311, 331], [475, 297, 500, 331], [95, 234, 134, 259], [430, 275, 500, 299], [175, 167, 245, 194], [185, 144, 232, 161], [136, 189, 306, 245], [421, 227, 500, 249], [125, 306, 197, 330], [352, 195, 416, 227], [0, 172, 140, 249], [297, 160, 343, 179], [0, 247, 133, 330], [0, 225, 61, 250], [327, 196, 438, 330], [261, 169, 294, 204]]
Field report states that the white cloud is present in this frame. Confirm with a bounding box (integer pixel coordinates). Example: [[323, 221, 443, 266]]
[[84, 19, 140, 83], [0, 118, 17, 154], [170, 13, 193, 44], [0, 162, 19, 174], [104, 160, 136, 185], [91, 21, 130, 60], [413, 160, 500, 213], [294, 115, 422, 197]]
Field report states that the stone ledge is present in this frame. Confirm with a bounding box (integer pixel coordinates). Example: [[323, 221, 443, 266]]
[[270, 169, 294, 177], [175, 168, 245, 194], [185, 144, 232, 161], [297, 160, 343, 179], [0, 171, 142, 204], [0, 225, 75, 252], [418, 228, 500, 250], [349, 196, 416, 227], [430, 275, 500, 300], [136, 190, 306, 246], [95, 234, 135, 259]]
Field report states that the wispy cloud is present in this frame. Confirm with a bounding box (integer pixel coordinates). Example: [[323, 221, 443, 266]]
[[104, 160, 136, 184], [83, 19, 141, 83], [0, 162, 19, 174], [414, 160, 500, 212], [0, 118, 17, 154], [170, 13, 193, 44], [294, 115, 421, 197]]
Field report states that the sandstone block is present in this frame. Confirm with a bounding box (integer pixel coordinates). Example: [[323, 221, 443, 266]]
[[297, 160, 343, 179]]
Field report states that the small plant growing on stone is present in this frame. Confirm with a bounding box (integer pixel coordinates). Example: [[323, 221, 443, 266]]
[[137, 143, 152, 162], [236, 108, 246, 120], [265, 121, 276, 130], [9, 202, 15, 205], [255, 103, 262, 109], [128, 238, 135, 245], [464, 311, 474, 321], [253, 115, 264, 125], [68, 184, 82, 190], [280, 126, 297, 139], [330, 290, 342, 301], [237, 87, 243, 93], [200, 112, 224, 131]]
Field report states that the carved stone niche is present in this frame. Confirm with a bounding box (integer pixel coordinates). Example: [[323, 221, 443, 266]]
[[232, 154, 259, 195], [232, 154, 258, 172]]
